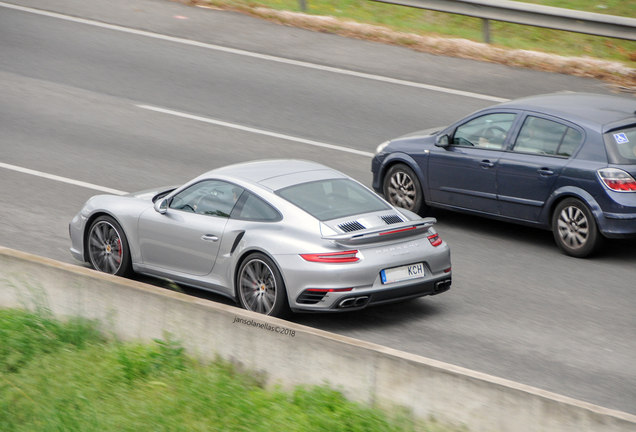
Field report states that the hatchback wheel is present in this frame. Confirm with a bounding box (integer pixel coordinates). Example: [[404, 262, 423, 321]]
[[87, 216, 132, 276], [237, 253, 290, 318], [383, 164, 427, 215], [552, 198, 602, 258]]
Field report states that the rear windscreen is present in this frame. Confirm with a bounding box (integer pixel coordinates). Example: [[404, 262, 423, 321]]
[[277, 179, 389, 221], [605, 127, 636, 164]]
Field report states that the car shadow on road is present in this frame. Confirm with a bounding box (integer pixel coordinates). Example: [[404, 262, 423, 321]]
[[290, 296, 447, 332], [139, 273, 448, 331], [131, 274, 239, 306]]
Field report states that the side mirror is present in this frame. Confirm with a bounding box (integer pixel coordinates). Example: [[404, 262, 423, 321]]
[[154, 198, 168, 214], [435, 134, 450, 148]]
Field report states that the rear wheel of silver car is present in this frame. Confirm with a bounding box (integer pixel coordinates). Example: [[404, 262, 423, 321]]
[[552, 198, 602, 258], [87, 216, 132, 276], [383, 164, 427, 215], [237, 253, 290, 318]]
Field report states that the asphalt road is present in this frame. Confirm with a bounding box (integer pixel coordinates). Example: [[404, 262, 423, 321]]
[[1, 0, 635, 415]]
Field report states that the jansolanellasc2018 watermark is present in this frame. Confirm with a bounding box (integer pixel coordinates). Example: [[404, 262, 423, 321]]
[[232, 316, 296, 337]]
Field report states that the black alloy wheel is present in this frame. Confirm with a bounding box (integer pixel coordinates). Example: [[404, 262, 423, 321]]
[[87, 215, 132, 276]]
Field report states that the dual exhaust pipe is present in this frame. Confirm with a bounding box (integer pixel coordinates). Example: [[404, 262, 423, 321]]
[[434, 279, 452, 294], [338, 296, 369, 308], [337, 279, 451, 307]]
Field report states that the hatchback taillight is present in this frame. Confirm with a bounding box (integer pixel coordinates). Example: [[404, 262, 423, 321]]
[[598, 168, 636, 192], [300, 250, 360, 263]]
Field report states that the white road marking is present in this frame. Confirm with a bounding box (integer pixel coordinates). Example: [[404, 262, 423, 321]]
[[0, 162, 128, 195], [0, 2, 506, 192], [137, 104, 376, 157], [0, 1, 509, 103]]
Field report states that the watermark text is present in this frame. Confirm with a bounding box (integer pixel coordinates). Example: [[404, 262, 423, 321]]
[[232, 316, 295, 337]]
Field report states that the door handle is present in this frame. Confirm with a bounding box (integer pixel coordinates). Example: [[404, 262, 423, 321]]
[[538, 168, 554, 176], [479, 160, 494, 169], [201, 234, 219, 242]]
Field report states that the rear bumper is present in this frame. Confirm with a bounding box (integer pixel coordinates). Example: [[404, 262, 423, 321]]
[[599, 212, 636, 239], [596, 188, 636, 238], [290, 273, 451, 313], [275, 240, 452, 313]]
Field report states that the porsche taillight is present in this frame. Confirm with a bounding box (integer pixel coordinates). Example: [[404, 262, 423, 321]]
[[300, 250, 360, 263], [428, 233, 443, 247]]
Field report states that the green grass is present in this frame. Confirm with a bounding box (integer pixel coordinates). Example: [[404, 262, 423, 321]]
[[201, 0, 636, 67], [0, 309, 454, 431]]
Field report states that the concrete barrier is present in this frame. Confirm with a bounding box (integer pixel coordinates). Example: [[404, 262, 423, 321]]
[[1, 245, 634, 432]]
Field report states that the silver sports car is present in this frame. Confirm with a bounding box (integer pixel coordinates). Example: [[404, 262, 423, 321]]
[[70, 160, 452, 317]]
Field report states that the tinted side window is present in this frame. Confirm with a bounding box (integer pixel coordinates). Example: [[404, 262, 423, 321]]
[[453, 113, 517, 150], [512, 116, 580, 157], [558, 128, 582, 157], [231, 192, 281, 222], [170, 180, 243, 218]]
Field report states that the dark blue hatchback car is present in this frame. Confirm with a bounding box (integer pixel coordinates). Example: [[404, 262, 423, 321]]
[[371, 93, 636, 257]]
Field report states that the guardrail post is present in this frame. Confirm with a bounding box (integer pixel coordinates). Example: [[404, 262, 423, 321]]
[[299, 0, 306, 12], [482, 18, 491, 43], [370, 0, 636, 43]]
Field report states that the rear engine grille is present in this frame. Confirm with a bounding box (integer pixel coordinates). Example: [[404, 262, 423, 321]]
[[338, 221, 366, 232], [380, 214, 404, 225]]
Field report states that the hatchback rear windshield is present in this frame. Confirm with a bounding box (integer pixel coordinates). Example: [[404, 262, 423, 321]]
[[277, 179, 390, 221], [605, 126, 636, 164]]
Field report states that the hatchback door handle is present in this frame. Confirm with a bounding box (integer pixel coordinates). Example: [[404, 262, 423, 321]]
[[479, 160, 494, 169], [201, 234, 219, 242], [538, 168, 554, 176]]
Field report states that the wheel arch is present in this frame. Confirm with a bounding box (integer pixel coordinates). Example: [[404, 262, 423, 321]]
[[378, 153, 428, 201], [543, 187, 604, 231], [232, 248, 289, 300], [82, 211, 124, 262]]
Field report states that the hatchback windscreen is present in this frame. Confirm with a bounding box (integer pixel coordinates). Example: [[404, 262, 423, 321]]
[[277, 179, 390, 221], [605, 126, 636, 164]]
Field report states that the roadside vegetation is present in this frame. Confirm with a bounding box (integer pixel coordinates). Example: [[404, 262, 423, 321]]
[[183, 0, 636, 88], [0, 308, 454, 431]]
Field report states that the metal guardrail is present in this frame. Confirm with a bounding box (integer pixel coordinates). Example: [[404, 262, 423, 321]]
[[367, 0, 636, 43]]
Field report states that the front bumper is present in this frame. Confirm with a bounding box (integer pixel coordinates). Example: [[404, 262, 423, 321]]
[[69, 212, 88, 262]]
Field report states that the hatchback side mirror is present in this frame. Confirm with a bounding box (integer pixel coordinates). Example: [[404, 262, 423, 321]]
[[435, 134, 450, 148], [154, 198, 168, 214]]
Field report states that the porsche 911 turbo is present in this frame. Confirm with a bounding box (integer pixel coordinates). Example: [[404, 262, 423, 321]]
[[70, 160, 451, 317]]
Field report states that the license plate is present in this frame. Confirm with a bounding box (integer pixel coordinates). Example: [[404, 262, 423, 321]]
[[381, 263, 425, 284]]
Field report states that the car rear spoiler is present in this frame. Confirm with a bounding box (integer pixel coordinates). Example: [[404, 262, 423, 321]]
[[322, 218, 437, 246]]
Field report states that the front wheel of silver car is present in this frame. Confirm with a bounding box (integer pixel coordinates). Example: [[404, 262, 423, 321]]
[[383, 164, 427, 215], [87, 215, 132, 276], [552, 198, 602, 258], [237, 253, 290, 318]]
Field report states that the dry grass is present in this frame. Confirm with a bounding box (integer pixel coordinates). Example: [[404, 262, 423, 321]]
[[181, 0, 636, 92]]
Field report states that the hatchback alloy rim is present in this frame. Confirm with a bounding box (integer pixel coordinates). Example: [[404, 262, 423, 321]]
[[88, 221, 123, 274], [556, 205, 589, 249], [239, 259, 276, 314], [388, 171, 416, 210]]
